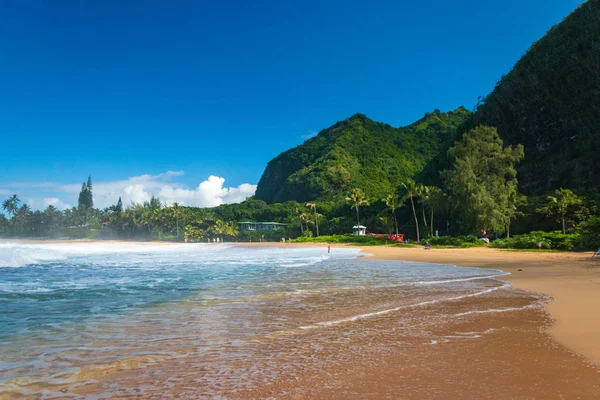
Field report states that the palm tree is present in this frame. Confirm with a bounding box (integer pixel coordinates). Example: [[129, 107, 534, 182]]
[[346, 188, 369, 228], [213, 219, 228, 242], [306, 202, 319, 236], [402, 180, 420, 242], [2, 194, 21, 216], [226, 221, 239, 240], [538, 188, 579, 234], [426, 186, 445, 237], [384, 191, 400, 235], [417, 185, 430, 228], [172, 202, 180, 238], [379, 215, 395, 234]]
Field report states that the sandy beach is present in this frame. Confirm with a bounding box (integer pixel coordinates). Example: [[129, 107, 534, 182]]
[[360, 245, 600, 366], [246, 243, 600, 365]]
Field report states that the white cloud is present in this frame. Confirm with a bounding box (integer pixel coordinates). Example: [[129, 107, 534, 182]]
[[0, 171, 256, 210], [43, 197, 71, 210]]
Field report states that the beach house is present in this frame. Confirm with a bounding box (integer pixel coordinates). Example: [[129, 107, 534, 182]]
[[238, 221, 288, 231], [353, 225, 367, 236]]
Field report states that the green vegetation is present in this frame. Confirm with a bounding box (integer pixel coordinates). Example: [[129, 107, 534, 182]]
[[473, 0, 600, 194], [442, 126, 524, 235], [536, 189, 582, 234], [346, 188, 369, 228], [292, 234, 389, 246], [254, 108, 471, 204], [491, 231, 582, 251], [426, 235, 485, 248]]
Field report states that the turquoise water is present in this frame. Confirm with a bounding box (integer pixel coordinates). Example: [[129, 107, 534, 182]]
[[0, 241, 526, 397]]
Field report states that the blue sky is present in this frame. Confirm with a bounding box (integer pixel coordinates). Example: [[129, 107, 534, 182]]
[[0, 0, 584, 209]]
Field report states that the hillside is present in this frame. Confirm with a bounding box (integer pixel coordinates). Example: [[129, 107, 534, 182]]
[[255, 107, 471, 203], [474, 0, 600, 194]]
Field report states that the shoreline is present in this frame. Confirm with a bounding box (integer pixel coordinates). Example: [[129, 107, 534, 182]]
[[3, 239, 599, 365], [242, 242, 600, 366], [2, 239, 599, 397]]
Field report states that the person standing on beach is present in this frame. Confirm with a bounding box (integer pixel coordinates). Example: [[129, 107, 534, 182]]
[[328, 244, 331, 253]]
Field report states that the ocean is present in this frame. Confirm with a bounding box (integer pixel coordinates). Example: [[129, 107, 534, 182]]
[[0, 241, 546, 398]]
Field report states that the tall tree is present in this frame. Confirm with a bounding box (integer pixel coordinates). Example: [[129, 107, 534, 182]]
[[384, 191, 400, 235], [115, 197, 123, 214], [401, 179, 421, 242], [442, 126, 524, 235], [346, 188, 369, 229], [425, 186, 445, 237], [537, 188, 581, 234], [306, 202, 319, 236], [417, 185, 430, 228], [172, 202, 180, 238], [505, 190, 526, 238]]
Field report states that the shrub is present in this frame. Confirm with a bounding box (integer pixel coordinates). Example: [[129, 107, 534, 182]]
[[490, 231, 581, 251], [579, 217, 600, 250], [292, 234, 388, 245], [426, 235, 485, 248]]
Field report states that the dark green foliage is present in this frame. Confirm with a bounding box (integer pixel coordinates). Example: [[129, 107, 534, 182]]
[[473, 0, 600, 194], [442, 126, 524, 234], [255, 108, 471, 203], [426, 235, 485, 248], [78, 178, 93, 209], [579, 217, 600, 250], [491, 231, 582, 251], [292, 234, 389, 245]]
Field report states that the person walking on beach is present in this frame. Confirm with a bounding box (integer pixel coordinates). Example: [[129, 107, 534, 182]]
[[328, 244, 331, 254]]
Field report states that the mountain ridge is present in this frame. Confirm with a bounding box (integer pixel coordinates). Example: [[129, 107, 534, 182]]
[[255, 107, 471, 203]]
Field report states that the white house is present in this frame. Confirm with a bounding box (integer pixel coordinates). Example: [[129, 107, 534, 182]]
[[353, 225, 367, 236]]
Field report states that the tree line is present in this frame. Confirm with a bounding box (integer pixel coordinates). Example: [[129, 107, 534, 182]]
[[1, 126, 599, 246]]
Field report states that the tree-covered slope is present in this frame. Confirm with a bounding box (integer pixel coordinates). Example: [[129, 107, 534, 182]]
[[255, 107, 471, 203], [474, 0, 600, 194]]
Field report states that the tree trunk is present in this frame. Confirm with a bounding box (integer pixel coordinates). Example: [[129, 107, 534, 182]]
[[176, 219, 179, 238], [422, 205, 428, 227], [430, 208, 434, 237], [561, 215, 566, 235], [300, 221, 304, 233], [507, 223, 510, 239], [410, 195, 420, 242], [393, 211, 398, 235], [356, 205, 360, 227], [314, 210, 319, 237]]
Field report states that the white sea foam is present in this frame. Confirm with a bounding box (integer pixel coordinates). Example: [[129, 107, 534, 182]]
[[453, 300, 545, 317], [0, 241, 357, 269], [300, 283, 512, 329], [412, 273, 511, 285]]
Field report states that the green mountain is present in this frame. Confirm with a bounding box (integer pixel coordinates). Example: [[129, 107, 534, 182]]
[[473, 0, 600, 194], [255, 107, 471, 203]]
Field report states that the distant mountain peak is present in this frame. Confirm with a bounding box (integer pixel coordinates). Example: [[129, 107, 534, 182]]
[[254, 108, 471, 204]]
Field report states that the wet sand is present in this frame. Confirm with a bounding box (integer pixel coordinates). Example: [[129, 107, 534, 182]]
[[361, 245, 600, 367], [246, 243, 600, 366]]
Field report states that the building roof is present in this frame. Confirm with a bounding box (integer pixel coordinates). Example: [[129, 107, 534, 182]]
[[238, 221, 288, 225], [353, 225, 367, 229]]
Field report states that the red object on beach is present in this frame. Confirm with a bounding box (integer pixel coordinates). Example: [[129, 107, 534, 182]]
[[366, 233, 404, 242]]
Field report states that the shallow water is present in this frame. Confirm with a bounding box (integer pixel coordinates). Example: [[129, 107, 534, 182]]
[[0, 241, 549, 398]]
